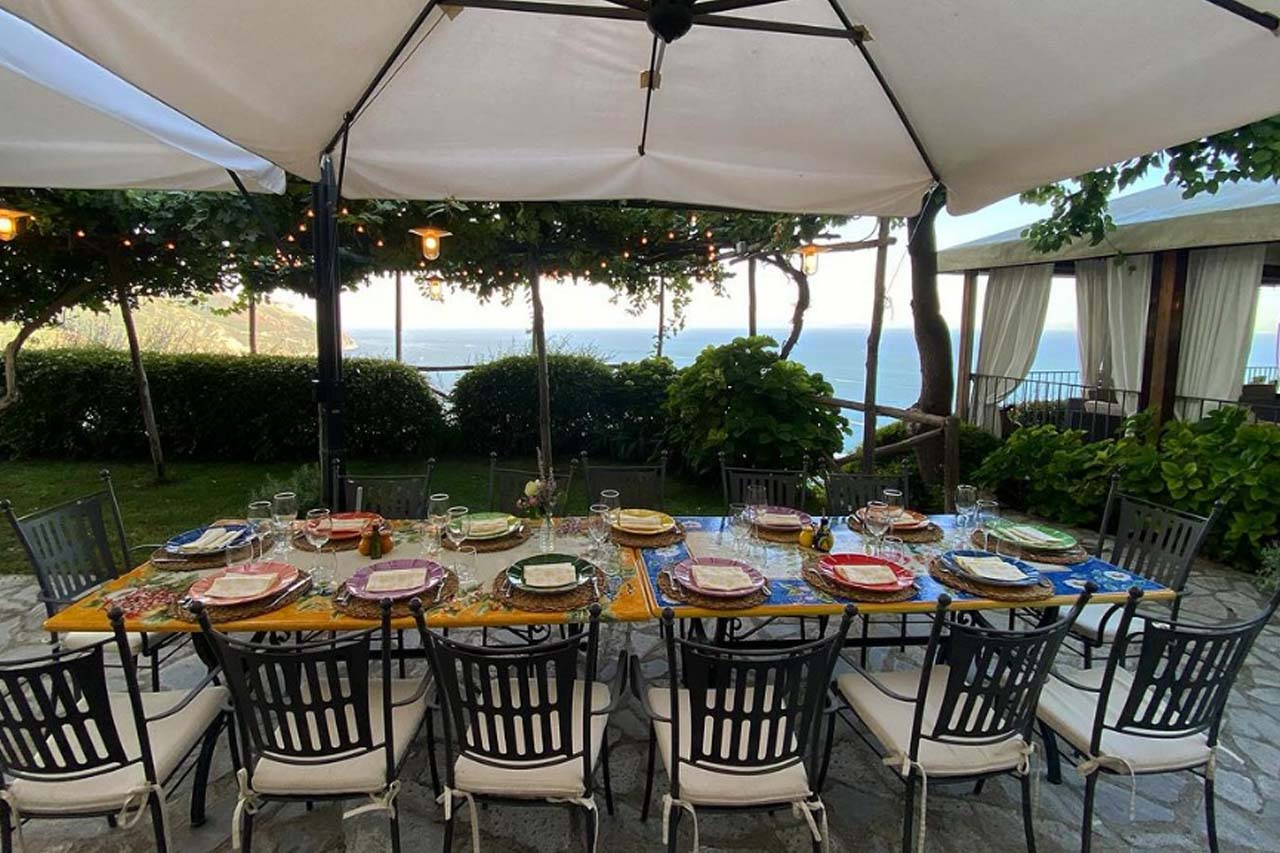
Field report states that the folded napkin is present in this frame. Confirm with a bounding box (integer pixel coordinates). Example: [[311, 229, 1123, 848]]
[[523, 562, 578, 588], [835, 563, 897, 586], [365, 568, 428, 594], [692, 563, 752, 592], [757, 512, 802, 529], [330, 518, 368, 533], [205, 573, 276, 599], [176, 527, 240, 553], [954, 555, 1026, 582], [468, 517, 511, 537], [618, 511, 666, 532], [1002, 524, 1059, 546]]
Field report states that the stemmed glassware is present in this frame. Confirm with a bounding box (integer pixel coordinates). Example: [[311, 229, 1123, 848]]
[[426, 492, 449, 559], [588, 502, 611, 560], [446, 506, 473, 584], [271, 491, 297, 557], [304, 508, 334, 591], [247, 500, 272, 559], [863, 500, 891, 556]]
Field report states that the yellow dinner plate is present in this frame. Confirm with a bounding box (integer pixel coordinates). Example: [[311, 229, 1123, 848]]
[[611, 508, 676, 534]]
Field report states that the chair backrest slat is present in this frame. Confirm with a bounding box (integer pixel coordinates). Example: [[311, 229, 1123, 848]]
[[580, 451, 667, 510], [487, 454, 577, 516], [824, 468, 910, 517], [342, 465, 435, 518], [1097, 476, 1218, 592], [719, 452, 808, 512]]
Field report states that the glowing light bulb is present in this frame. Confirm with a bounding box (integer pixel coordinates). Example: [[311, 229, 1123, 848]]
[[799, 244, 821, 276], [409, 226, 451, 261], [0, 207, 33, 242]]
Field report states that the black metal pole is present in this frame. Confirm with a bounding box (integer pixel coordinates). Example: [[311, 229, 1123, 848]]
[[313, 155, 346, 508]]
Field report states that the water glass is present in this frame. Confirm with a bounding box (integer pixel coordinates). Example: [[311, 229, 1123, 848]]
[[863, 501, 891, 555], [976, 498, 1000, 550], [455, 545, 478, 590], [727, 502, 748, 553], [956, 484, 977, 522], [883, 488, 904, 524], [247, 500, 272, 558], [881, 535, 906, 565], [304, 508, 333, 591], [426, 492, 449, 558], [271, 491, 297, 556], [600, 489, 621, 523]]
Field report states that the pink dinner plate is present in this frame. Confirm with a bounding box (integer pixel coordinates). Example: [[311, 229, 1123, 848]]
[[854, 507, 930, 530], [672, 556, 766, 598], [345, 558, 445, 601], [752, 505, 813, 531], [327, 511, 381, 540], [818, 553, 914, 592], [187, 561, 299, 606]]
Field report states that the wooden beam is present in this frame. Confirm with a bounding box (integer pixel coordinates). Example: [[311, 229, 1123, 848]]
[[943, 416, 960, 513], [955, 270, 977, 420], [394, 269, 403, 363], [1139, 249, 1189, 430], [861, 217, 890, 473], [816, 395, 948, 428]]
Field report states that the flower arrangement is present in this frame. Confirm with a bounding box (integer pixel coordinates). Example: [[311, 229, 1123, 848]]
[[516, 449, 559, 519]]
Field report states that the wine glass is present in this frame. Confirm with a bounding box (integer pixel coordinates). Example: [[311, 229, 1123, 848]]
[[247, 500, 272, 558], [446, 506, 470, 574], [863, 501, 891, 555], [588, 502, 611, 559], [271, 491, 297, 556], [426, 492, 449, 558], [976, 498, 1000, 550], [304, 508, 333, 591]]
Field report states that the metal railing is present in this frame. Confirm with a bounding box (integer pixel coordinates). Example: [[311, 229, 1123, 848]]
[[1245, 365, 1280, 384], [1176, 394, 1280, 424], [969, 373, 1140, 440]]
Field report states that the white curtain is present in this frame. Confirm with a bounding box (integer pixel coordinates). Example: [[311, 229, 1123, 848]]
[[1176, 245, 1265, 419], [1076, 254, 1151, 413], [973, 264, 1054, 434]]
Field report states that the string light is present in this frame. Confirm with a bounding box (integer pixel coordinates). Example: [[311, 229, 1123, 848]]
[[306, 209, 314, 218], [286, 234, 296, 242], [376, 239, 385, 247], [623, 250, 631, 259], [341, 207, 350, 215], [298, 223, 307, 232], [666, 231, 675, 240], [75, 229, 86, 239], [166, 242, 176, 250], [356, 225, 365, 233], [122, 238, 132, 247], [640, 236, 648, 245]]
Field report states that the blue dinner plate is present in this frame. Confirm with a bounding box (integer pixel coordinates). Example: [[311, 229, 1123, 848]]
[[164, 523, 253, 556], [940, 549, 1040, 587]]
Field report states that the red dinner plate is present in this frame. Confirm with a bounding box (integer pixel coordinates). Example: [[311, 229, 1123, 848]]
[[818, 553, 914, 591], [187, 561, 299, 606], [672, 556, 767, 598], [326, 511, 381, 540]]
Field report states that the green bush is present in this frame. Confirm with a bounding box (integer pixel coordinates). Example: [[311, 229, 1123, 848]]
[[599, 357, 679, 462], [974, 423, 1106, 525], [664, 336, 847, 475], [449, 352, 616, 456], [0, 349, 447, 462], [853, 421, 1003, 512]]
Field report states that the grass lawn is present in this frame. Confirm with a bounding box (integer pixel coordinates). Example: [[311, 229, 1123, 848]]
[[0, 455, 723, 575]]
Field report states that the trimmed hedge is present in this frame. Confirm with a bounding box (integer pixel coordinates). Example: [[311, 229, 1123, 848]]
[[0, 349, 447, 461]]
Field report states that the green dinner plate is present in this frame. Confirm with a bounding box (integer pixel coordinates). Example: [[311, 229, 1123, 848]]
[[986, 519, 1077, 551], [506, 553, 596, 593], [464, 511, 521, 541]]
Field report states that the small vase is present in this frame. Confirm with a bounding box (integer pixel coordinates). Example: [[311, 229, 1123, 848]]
[[538, 515, 555, 552]]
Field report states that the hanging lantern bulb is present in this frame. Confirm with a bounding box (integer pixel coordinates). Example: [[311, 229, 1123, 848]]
[[798, 244, 822, 276], [409, 226, 451, 261], [0, 207, 33, 243], [425, 273, 446, 302]]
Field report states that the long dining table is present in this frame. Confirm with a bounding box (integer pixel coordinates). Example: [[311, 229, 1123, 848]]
[[42, 513, 1172, 638]]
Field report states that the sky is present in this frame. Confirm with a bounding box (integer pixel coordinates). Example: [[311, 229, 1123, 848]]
[[271, 173, 1280, 336]]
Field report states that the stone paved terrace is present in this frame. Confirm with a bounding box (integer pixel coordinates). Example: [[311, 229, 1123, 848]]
[[3, 538, 1278, 852]]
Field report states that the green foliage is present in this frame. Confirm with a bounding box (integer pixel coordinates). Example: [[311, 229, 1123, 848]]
[[251, 463, 325, 514], [0, 350, 446, 462], [856, 421, 1003, 512], [664, 336, 847, 475], [449, 353, 616, 456], [974, 424, 1107, 525], [599, 357, 679, 462]]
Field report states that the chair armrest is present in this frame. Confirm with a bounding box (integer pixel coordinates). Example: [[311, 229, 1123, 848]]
[[390, 673, 433, 709], [592, 650, 628, 716], [1090, 602, 1123, 640], [1047, 667, 1102, 693], [145, 667, 225, 722], [37, 591, 76, 608], [838, 654, 916, 703], [130, 543, 164, 554], [628, 654, 671, 722]]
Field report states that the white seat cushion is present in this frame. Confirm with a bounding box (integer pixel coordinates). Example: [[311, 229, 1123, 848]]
[[647, 686, 812, 807], [59, 631, 144, 655], [836, 668, 1029, 777], [8, 686, 228, 814], [1070, 604, 1149, 643], [1037, 667, 1211, 773], [251, 678, 428, 796], [454, 679, 610, 799]]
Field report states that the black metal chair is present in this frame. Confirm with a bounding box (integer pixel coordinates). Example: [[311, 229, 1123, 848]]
[[580, 450, 667, 510], [1038, 585, 1280, 853], [632, 605, 856, 852], [823, 464, 910, 517], [487, 453, 578, 516], [194, 599, 431, 852], [1, 469, 186, 690], [833, 590, 1093, 853], [1073, 474, 1221, 666], [0, 608, 228, 853], [343, 463, 436, 517], [414, 603, 622, 852], [719, 452, 808, 512]]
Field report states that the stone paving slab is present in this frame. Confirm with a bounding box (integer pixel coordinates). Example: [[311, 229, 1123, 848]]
[[2, 531, 1278, 852]]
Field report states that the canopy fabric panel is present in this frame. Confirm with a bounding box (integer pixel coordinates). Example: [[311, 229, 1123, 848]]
[[0, 8, 284, 192], [939, 180, 1280, 273], [973, 263, 1053, 435], [1177, 245, 1266, 412], [4, 0, 1279, 214]]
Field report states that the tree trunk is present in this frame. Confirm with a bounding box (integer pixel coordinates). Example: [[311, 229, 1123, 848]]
[[656, 277, 666, 357], [908, 188, 953, 483], [861, 218, 892, 474], [1, 280, 99, 414], [394, 269, 403, 362], [528, 259, 553, 474], [776, 256, 810, 360], [747, 258, 758, 336], [114, 272, 166, 482], [248, 293, 258, 354]]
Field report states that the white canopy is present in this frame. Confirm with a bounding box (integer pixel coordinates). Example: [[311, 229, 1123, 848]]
[[0, 7, 283, 193], [3, 0, 1279, 213]]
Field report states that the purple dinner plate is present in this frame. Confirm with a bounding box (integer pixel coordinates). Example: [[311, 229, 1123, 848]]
[[752, 505, 813, 531], [346, 558, 445, 601], [672, 556, 766, 598]]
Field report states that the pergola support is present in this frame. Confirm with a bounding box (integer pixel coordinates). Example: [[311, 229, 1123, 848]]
[[954, 269, 978, 420], [313, 156, 346, 508], [1139, 249, 1189, 432]]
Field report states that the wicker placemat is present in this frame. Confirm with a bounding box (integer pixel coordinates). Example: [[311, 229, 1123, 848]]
[[292, 532, 362, 553], [148, 534, 277, 572], [611, 523, 686, 549], [847, 517, 945, 544], [489, 568, 604, 612], [443, 523, 532, 554], [801, 563, 918, 604], [334, 570, 460, 619], [928, 558, 1055, 602], [968, 531, 1088, 565], [656, 570, 770, 610], [173, 574, 313, 623], [753, 526, 803, 544]]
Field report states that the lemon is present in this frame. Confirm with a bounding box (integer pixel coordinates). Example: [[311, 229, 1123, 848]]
[[798, 527, 815, 548]]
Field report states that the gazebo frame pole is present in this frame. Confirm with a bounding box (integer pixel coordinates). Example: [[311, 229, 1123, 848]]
[[955, 270, 978, 421], [313, 155, 345, 508]]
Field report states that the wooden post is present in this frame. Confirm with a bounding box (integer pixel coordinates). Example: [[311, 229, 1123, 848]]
[[943, 415, 960, 512], [656, 277, 666, 357], [114, 273, 165, 482], [861, 218, 891, 473], [747, 257, 758, 336], [529, 259, 553, 472], [248, 293, 258, 354], [1139, 249, 1189, 431], [394, 269, 403, 362], [955, 270, 978, 421]]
